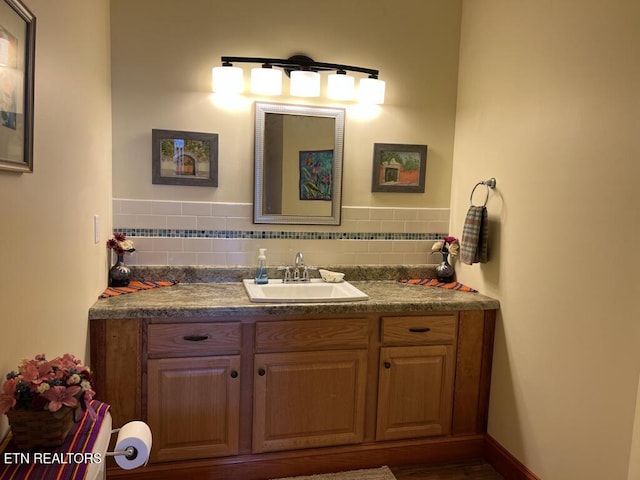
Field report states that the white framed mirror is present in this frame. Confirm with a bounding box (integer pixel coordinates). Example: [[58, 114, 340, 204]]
[[254, 102, 345, 225]]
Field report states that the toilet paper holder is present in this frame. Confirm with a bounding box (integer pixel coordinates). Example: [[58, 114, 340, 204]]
[[103, 420, 153, 470], [104, 427, 138, 461]]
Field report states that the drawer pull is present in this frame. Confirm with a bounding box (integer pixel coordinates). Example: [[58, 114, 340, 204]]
[[258, 368, 266, 376], [384, 361, 391, 369], [183, 334, 210, 342], [408, 327, 431, 333], [230, 370, 238, 378]]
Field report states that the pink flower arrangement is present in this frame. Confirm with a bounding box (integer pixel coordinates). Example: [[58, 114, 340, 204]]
[[0, 354, 95, 415]]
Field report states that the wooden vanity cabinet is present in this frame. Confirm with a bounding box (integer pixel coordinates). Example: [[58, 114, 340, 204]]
[[252, 318, 369, 453], [90, 308, 496, 479], [253, 349, 368, 452], [145, 322, 242, 462], [376, 314, 457, 441]]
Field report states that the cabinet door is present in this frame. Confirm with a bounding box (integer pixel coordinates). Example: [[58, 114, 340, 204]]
[[376, 345, 454, 441], [253, 350, 367, 453], [147, 355, 240, 462]]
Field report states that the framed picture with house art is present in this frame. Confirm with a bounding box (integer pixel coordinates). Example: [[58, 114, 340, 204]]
[[152, 129, 218, 187], [371, 143, 427, 193]]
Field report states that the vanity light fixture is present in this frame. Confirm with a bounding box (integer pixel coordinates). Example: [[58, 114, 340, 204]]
[[251, 64, 282, 95], [358, 76, 386, 105], [289, 70, 321, 97], [327, 70, 356, 101], [212, 55, 385, 104], [212, 62, 243, 94]]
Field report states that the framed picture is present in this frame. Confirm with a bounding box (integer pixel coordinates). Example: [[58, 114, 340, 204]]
[[152, 129, 218, 187], [0, 0, 35, 173], [371, 143, 427, 193], [299, 149, 333, 201]]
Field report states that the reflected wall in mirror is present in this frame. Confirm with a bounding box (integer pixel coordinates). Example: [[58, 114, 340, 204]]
[[254, 102, 345, 225]]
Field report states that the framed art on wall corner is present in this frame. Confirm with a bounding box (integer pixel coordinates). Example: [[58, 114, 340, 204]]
[[0, 0, 36, 173]]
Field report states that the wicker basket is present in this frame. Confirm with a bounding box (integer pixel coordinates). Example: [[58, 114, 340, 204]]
[[6, 406, 76, 449]]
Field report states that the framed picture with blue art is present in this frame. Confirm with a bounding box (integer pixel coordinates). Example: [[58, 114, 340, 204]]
[[299, 149, 333, 201]]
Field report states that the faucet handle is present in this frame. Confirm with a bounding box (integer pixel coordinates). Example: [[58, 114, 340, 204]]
[[301, 266, 319, 282], [277, 266, 291, 282]]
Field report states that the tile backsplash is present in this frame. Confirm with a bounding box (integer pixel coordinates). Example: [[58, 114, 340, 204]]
[[113, 199, 449, 267]]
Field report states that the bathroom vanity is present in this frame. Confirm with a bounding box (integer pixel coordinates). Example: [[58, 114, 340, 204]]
[[89, 270, 499, 480]]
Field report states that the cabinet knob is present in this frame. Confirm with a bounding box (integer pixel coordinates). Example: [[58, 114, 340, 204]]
[[408, 327, 431, 333], [230, 370, 238, 378], [258, 368, 266, 376], [384, 361, 391, 369], [183, 334, 210, 342]]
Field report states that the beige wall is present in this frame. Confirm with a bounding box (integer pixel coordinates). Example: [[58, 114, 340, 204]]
[[110, 0, 462, 209], [0, 0, 112, 438], [451, 1, 640, 479]]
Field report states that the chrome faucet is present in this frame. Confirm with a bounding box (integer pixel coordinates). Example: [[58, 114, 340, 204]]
[[293, 251, 304, 281], [278, 252, 316, 282]]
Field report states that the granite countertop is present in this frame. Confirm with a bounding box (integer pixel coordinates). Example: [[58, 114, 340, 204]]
[[89, 266, 500, 320]]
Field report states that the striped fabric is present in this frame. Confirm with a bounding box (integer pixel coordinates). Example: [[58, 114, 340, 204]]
[[400, 278, 478, 293], [460, 205, 489, 265], [0, 401, 110, 480], [99, 280, 178, 298]]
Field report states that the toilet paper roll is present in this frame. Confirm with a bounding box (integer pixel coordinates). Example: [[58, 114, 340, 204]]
[[114, 421, 153, 470]]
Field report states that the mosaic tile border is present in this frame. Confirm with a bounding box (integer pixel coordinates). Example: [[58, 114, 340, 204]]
[[114, 228, 448, 241]]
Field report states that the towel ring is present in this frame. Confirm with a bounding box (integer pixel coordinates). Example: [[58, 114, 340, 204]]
[[470, 178, 496, 207]]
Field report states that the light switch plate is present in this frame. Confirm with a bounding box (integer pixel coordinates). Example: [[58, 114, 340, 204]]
[[94, 215, 100, 244]]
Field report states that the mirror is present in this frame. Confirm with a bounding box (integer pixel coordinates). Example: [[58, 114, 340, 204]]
[[254, 102, 345, 225]]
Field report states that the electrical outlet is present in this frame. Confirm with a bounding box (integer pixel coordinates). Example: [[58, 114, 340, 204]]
[[94, 215, 100, 244]]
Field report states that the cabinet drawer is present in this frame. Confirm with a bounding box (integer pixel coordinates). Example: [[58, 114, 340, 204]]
[[148, 323, 241, 357], [381, 315, 456, 345], [256, 318, 369, 352]]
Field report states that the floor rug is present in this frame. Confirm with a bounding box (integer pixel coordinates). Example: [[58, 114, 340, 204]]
[[271, 465, 396, 480]]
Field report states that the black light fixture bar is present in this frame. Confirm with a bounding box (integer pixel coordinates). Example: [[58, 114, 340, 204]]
[[220, 55, 380, 78]]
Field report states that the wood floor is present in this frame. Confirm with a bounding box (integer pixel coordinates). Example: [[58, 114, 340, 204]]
[[390, 459, 504, 480]]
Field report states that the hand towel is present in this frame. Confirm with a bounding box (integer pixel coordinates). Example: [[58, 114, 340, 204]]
[[460, 205, 488, 264]]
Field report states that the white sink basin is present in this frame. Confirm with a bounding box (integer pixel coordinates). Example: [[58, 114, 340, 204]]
[[242, 279, 369, 303]]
